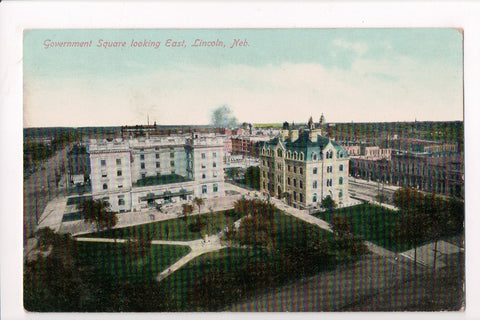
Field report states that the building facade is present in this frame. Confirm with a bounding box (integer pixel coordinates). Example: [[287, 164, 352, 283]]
[[260, 119, 350, 210], [231, 136, 270, 158], [350, 149, 463, 199], [88, 133, 224, 212]]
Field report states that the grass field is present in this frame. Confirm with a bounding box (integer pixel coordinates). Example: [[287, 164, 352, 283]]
[[272, 209, 335, 248], [74, 242, 191, 283], [83, 210, 237, 241], [160, 247, 266, 309], [160, 210, 337, 310], [314, 203, 409, 252]]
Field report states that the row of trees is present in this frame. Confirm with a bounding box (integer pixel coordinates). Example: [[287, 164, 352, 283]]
[[25, 227, 169, 312]]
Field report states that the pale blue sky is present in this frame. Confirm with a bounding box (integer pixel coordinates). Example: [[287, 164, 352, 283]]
[[23, 28, 463, 127]]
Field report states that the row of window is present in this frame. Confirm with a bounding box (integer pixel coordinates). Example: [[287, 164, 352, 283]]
[[201, 172, 219, 179], [201, 162, 217, 169], [101, 159, 123, 166], [201, 152, 217, 159], [102, 195, 125, 206], [140, 152, 176, 161], [140, 161, 175, 170], [101, 170, 124, 178], [101, 151, 219, 168], [263, 164, 343, 176], [202, 184, 219, 194], [264, 148, 344, 160], [102, 183, 123, 190], [265, 177, 343, 189]]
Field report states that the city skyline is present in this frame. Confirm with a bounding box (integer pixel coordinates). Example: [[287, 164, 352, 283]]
[[23, 29, 463, 128]]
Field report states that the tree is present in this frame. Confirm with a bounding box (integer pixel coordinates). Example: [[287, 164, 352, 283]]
[[229, 199, 276, 250], [36, 227, 58, 251], [321, 195, 337, 211], [394, 210, 428, 272], [393, 187, 424, 213], [329, 215, 368, 261], [79, 199, 118, 233], [226, 167, 239, 182], [193, 197, 204, 215], [330, 215, 353, 236], [181, 203, 194, 220], [244, 166, 260, 190], [210, 105, 238, 128]]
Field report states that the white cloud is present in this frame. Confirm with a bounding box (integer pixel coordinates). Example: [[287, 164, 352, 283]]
[[333, 39, 368, 56], [23, 55, 463, 127]]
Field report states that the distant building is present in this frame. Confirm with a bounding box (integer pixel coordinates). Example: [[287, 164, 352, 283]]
[[88, 133, 224, 212], [350, 147, 463, 199], [260, 118, 350, 209], [231, 136, 270, 158], [67, 144, 90, 185]]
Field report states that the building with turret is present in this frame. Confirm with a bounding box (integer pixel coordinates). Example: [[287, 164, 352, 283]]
[[259, 117, 350, 210]]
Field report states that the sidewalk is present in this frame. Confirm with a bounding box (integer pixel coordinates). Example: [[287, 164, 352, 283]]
[[60, 193, 243, 236], [76, 233, 228, 282]]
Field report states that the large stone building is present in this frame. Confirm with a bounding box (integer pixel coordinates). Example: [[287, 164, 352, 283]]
[[260, 118, 350, 210], [350, 150, 463, 199], [88, 133, 224, 212]]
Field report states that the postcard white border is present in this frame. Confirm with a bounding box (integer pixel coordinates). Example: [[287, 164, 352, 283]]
[[1, 1, 479, 320]]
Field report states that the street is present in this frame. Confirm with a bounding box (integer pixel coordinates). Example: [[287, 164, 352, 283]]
[[348, 177, 399, 204], [23, 146, 69, 250]]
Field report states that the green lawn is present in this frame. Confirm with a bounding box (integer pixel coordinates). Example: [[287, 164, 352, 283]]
[[314, 203, 408, 252], [161, 247, 265, 310], [83, 210, 237, 241], [159, 210, 338, 310], [272, 209, 335, 248], [74, 242, 191, 283]]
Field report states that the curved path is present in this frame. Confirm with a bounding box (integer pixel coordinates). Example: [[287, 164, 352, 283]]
[[76, 233, 229, 282], [243, 190, 399, 259]]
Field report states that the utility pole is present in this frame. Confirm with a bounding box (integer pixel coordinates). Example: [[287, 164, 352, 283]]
[[35, 191, 39, 225]]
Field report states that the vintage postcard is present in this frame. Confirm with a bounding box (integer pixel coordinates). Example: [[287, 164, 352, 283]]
[[19, 28, 465, 313]]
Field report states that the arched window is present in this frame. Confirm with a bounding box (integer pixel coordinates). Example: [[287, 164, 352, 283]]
[[313, 193, 318, 202], [299, 153, 304, 161], [339, 164, 344, 171], [277, 149, 283, 157], [103, 183, 108, 190], [312, 152, 317, 160], [339, 177, 343, 185], [293, 152, 298, 160]]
